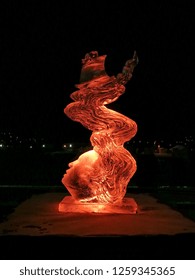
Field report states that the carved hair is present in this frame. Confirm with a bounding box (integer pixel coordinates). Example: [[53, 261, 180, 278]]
[[63, 51, 138, 204]]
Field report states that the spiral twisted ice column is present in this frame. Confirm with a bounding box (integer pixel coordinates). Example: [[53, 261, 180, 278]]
[[63, 51, 138, 204]]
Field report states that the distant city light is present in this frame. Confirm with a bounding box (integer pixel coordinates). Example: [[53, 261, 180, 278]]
[[0, 130, 194, 153]]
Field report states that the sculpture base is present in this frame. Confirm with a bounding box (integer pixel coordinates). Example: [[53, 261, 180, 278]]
[[58, 196, 138, 214]]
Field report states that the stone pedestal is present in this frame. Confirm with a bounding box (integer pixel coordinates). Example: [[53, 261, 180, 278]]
[[58, 196, 138, 214]]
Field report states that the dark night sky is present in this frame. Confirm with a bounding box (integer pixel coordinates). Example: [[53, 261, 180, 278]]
[[0, 1, 194, 144]]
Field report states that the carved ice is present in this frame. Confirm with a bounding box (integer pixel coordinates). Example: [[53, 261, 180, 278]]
[[61, 50, 138, 210]]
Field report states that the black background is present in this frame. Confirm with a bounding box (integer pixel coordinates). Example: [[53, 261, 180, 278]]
[[1, 1, 194, 143]]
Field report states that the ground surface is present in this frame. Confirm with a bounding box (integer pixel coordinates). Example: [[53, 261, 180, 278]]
[[0, 192, 195, 260]]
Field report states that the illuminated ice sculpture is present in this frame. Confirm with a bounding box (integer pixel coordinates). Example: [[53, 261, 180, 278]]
[[59, 51, 138, 214]]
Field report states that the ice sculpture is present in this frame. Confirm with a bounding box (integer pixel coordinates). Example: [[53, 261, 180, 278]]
[[60, 50, 138, 213]]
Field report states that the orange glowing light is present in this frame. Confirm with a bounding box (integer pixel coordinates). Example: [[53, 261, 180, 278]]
[[61, 50, 138, 209]]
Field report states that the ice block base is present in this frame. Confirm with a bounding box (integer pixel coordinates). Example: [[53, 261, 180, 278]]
[[58, 196, 138, 214]]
